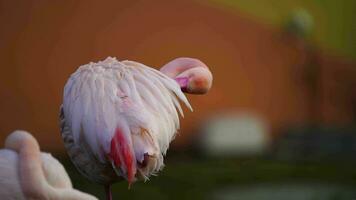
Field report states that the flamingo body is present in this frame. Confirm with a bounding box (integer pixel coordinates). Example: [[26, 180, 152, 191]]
[[60, 57, 192, 187]]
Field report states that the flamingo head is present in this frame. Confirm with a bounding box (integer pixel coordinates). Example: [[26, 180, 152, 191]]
[[160, 57, 213, 94]]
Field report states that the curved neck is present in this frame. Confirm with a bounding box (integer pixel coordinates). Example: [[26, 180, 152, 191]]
[[160, 57, 208, 78], [5, 131, 49, 199]]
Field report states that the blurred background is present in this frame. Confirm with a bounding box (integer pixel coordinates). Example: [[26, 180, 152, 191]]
[[1, 0, 356, 199]]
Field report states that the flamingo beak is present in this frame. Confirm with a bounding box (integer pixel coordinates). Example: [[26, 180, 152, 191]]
[[174, 77, 189, 92], [174, 71, 212, 94]]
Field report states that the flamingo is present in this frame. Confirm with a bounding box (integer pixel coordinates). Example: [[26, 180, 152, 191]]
[[60, 57, 212, 200], [0, 130, 97, 200]]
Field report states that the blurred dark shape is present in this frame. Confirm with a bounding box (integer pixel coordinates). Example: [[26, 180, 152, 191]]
[[271, 125, 356, 162], [283, 8, 322, 125], [284, 9, 314, 39]]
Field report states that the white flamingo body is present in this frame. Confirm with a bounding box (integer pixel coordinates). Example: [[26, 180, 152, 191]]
[[61, 57, 192, 186], [0, 150, 26, 199], [60, 57, 212, 199], [0, 130, 97, 200]]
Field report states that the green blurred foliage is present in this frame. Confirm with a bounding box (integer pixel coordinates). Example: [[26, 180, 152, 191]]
[[209, 0, 356, 59], [59, 155, 356, 200]]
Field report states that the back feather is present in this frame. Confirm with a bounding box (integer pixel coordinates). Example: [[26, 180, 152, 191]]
[[62, 57, 192, 166]]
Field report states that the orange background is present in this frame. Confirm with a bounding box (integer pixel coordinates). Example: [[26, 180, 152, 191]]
[[0, 0, 355, 151]]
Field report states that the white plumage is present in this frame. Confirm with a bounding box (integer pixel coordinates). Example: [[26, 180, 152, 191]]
[[60, 57, 192, 186], [0, 150, 70, 199], [0, 130, 97, 200]]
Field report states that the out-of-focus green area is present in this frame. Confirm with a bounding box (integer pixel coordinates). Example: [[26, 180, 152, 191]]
[[209, 0, 356, 59], [62, 124, 356, 199], [61, 154, 356, 200]]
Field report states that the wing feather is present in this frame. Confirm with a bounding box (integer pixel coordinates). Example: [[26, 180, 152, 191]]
[[62, 57, 192, 169]]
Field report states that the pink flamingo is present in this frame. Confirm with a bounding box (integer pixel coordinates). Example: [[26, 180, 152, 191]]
[[0, 130, 97, 200], [60, 57, 212, 200]]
